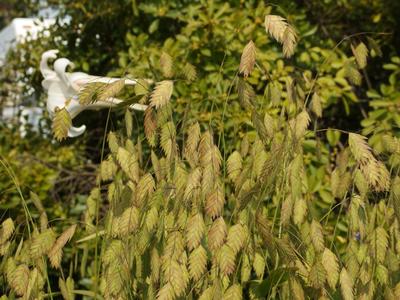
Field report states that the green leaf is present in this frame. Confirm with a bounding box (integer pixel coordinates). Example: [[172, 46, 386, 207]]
[[251, 267, 293, 297]]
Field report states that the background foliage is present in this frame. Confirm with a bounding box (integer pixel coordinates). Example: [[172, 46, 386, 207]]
[[1, 0, 400, 299]]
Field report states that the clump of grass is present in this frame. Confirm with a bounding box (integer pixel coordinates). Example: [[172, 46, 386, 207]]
[[1, 12, 399, 300]]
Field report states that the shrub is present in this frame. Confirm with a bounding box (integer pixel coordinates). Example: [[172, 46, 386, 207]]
[[2, 8, 400, 299]]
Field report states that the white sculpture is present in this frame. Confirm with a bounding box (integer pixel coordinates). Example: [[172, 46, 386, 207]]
[[40, 50, 147, 137]]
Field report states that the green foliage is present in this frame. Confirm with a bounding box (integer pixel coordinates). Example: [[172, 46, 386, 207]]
[[0, 0, 40, 28], [0, 127, 91, 230]]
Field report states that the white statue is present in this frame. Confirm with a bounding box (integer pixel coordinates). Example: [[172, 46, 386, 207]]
[[40, 50, 147, 137]]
